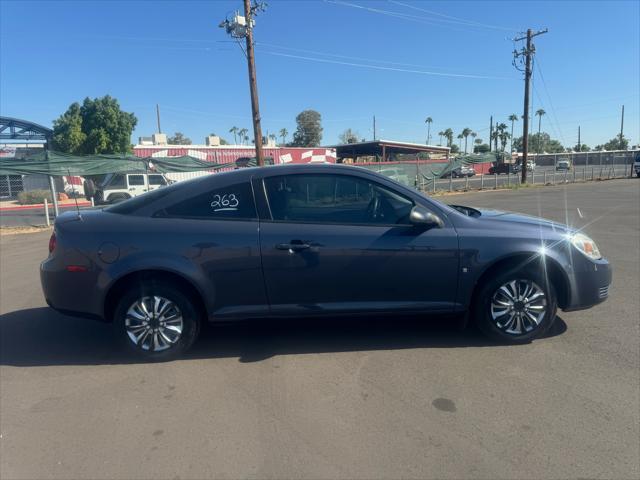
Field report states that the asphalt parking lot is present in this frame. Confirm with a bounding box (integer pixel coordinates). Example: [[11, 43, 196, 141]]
[[1, 179, 638, 480]]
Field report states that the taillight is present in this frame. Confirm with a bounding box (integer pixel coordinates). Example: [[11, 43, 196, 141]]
[[48, 232, 57, 254]]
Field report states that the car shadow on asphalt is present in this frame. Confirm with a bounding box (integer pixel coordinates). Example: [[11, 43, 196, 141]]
[[0, 307, 567, 366]]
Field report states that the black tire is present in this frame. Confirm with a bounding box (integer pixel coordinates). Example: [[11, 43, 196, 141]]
[[113, 281, 201, 361], [83, 179, 96, 200], [473, 269, 557, 344]]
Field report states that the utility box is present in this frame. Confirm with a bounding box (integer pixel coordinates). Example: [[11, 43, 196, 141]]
[[152, 133, 168, 145], [206, 136, 221, 146]]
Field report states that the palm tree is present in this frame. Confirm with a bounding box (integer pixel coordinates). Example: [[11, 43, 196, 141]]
[[496, 123, 510, 152], [268, 133, 277, 145], [457, 133, 464, 151], [535, 109, 546, 154], [443, 128, 454, 147], [438, 131, 444, 146], [508, 114, 518, 152], [244, 134, 250, 145], [229, 126, 239, 145], [462, 127, 472, 153], [279, 128, 288, 146], [425, 117, 433, 144], [470, 131, 477, 152], [238, 128, 248, 145]]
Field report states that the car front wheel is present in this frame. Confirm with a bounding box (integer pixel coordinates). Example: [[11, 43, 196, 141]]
[[114, 282, 200, 360], [473, 270, 557, 344]]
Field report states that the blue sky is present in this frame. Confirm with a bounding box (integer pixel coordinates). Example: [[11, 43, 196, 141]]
[[1, 0, 638, 148]]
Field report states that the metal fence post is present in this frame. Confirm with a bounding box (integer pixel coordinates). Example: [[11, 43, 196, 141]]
[[91, 197, 95, 207], [508, 172, 511, 187], [432, 178, 436, 194], [573, 168, 576, 183], [44, 198, 50, 227], [449, 175, 453, 192], [494, 174, 498, 189], [591, 166, 594, 181], [583, 167, 586, 182], [465, 176, 469, 190], [48, 176, 59, 217], [480, 174, 484, 190], [543, 170, 547, 184]]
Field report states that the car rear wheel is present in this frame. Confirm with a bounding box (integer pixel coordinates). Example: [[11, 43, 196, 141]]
[[114, 282, 200, 360], [473, 270, 557, 344]]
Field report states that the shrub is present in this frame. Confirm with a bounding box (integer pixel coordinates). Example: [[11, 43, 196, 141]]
[[17, 189, 53, 205]]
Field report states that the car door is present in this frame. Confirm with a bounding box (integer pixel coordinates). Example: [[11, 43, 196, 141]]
[[127, 174, 148, 197], [257, 172, 460, 316], [147, 174, 167, 192]]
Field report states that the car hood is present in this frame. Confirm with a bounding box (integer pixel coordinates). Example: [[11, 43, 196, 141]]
[[480, 209, 569, 231]]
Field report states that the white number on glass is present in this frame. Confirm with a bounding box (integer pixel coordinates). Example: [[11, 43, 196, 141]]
[[211, 193, 239, 212]]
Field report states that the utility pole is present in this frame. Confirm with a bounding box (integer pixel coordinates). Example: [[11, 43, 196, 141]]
[[577, 126, 581, 151], [619, 105, 624, 148], [156, 104, 162, 133], [489, 116, 493, 152], [513, 28, 548, 184], [220, 1, 266, 166], [373, 115, 376, 141]]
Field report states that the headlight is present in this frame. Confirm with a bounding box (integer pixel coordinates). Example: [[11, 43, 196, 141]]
[[569, 232, 602, 260]]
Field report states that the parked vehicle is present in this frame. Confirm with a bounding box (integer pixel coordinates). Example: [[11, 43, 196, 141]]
[[90, 172, 171, 204], [526, 161, 536, 172], [633, 153, 640, 178], [377, 167, 410, 185], [440, 165, 476, 178], [556, 160, 571, 171], [488, 162, 522, 175], [41, 164, 611, 360]]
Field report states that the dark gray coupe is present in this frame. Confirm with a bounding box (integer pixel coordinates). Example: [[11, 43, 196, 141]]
[[41, 164, 611, 360]]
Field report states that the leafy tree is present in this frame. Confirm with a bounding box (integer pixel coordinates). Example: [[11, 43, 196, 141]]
[[495, 123, 510, 152], [229, 126, 239, 145], [602, 135, 629, 151], [512, 132, 565, 153], [450, 144, 460, 154], [52, 95, 137, 154], [462, 127, 472, 153], [279, 128, 288, 146], [573, 143, 590, 152], [292, 110, 323, 147], [425, 117, 433, 144], [168, 132, 192, 145], [474, 143, 491, 153], [339, 128, 360, 144]]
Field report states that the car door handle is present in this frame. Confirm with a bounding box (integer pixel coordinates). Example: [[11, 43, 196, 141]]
[[276, 241, 311, 252]]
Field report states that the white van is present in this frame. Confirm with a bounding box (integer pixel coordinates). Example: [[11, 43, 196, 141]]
[[91, 173, 170, 204]]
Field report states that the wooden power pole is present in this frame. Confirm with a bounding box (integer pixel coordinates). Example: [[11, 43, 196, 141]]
[[220, 1, 266, 166], [514, 28, 547, 184]]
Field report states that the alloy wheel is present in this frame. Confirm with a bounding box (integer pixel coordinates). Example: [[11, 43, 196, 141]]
[[125, 296, 184, 351], [490, 280, 547, 335]]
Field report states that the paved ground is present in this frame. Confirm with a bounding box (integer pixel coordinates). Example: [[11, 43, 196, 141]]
[[1, 179, 638, 480]]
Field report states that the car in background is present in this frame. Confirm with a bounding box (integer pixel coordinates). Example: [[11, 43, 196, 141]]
[[488, 162, 522, 175], [633, 153, 640, 178], [88, 172, 171, 204], [41, 163, 611, 360], [556, 160, 571, 171], [440, 165, 476, 178], [377, 167, 410, 185]]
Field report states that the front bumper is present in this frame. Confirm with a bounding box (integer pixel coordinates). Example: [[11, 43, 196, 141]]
[[562, 257, 612, 312]]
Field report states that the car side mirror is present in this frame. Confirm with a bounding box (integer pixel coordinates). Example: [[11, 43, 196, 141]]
[[409, 206, 444, 228]]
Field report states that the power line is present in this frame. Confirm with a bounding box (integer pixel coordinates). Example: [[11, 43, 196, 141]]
[[262, 51, 512, 80], [388, 0, 520, 32]]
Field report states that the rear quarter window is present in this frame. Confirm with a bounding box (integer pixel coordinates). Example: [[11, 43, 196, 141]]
[[158, 182, 257, 220]]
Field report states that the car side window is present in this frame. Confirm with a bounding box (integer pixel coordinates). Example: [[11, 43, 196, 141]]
[[128, 175, 145, 186], [263, 174, 414, 225], [159, 182, 257, 220], [149, 175, 167, 186]]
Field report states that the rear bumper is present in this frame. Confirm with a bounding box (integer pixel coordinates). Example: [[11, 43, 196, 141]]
[[562, 257, 612, 312], [40, 258, 105, 320]]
